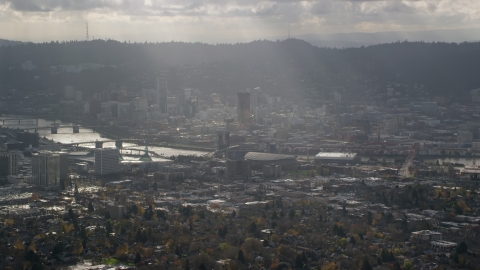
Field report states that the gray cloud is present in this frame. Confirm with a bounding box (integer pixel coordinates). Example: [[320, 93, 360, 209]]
[[0, 0, 479, 43]]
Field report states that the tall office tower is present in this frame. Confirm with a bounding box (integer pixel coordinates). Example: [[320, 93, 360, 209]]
[[64, 85, 75, 100], [0, 151, 20, 177], [8, 151, 19, 176], [32, 151, 60, 187], [237, 92, 251, 124], [0, 152, 8, 177], [157, 77, 168, 113], [58, 152, 69, 180], [94, 148, 120, 176]]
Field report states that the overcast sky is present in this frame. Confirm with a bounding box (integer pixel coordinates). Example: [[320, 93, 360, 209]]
[[1, 0, 479, 43]]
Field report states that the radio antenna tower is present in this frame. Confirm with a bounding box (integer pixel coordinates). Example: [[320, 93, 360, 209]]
[[86, 22, 89, 41], [288, 24, 290, 39]]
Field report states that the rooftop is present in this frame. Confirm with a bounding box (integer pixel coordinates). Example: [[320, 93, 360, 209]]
[[244, 152, 296, 161], [314, 152, 357, 160]]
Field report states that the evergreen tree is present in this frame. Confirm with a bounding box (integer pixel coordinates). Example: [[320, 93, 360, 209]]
[[295, 253, 304, 268], [271, 210, 278, 219], [87, 202, 94, 212], [248, 222, 257, 233], [289, 209, 295, 220], [199, 263, 206, 270], [185, 259, 190, 270], [361, 256, 372, 270], [237, 250, 245, 264], [349, 236, 356, 245], [232, 210, 236, 218], [457, 242, 468, 254], [134, 252, 141, 264], [105, 211, 111, 220]]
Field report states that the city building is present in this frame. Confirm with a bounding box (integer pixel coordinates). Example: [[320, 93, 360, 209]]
[[32, 151, 60, 187], [94, 148, 120, 175], [105, 204, 126, 219], [411, 230, 442, 242], [59, 152, 69, 180], [226, 160, 251, 177], [117, 102, 131, 119], [16, 132, 39, 148], [75, 90, 83, 102], [64, 85, 75, 100], [314, 152, 358, 165], [244, 152, 297, 170], [263, 164, 281, 179], [421, 102, 438, 113], [237, 92, 251, 124], [457, 131, 473, 143], [0, 152, 9, 178]]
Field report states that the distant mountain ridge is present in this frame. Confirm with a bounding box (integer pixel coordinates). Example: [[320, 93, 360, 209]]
[[1, 38, 480, 96], [287, 28, 480, 48]]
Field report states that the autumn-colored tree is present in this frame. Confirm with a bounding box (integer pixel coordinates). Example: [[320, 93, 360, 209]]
[[28, 241, 36, 252], [321, 262, 336, 270], [73, 239, 83, 255], [115, 243, 129, 257]]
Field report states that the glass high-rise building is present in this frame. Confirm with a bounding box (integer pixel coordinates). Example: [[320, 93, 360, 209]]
[[32, 151, 60, 187]]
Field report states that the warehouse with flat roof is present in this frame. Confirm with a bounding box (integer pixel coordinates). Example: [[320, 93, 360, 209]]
[[244, 152, 297, 170], [314, 152, 358, 165]]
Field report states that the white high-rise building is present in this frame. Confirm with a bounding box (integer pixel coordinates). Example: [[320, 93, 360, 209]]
[[94, 148, 120, 175], [32, 151, 60, 187], [75, 90, 83, 102], [64, 85, 75, 100], [117, 102, 131, 119], [334, 92, 342, 103]]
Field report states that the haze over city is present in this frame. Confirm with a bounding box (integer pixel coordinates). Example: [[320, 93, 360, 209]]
[[2, 1, 480, 270]]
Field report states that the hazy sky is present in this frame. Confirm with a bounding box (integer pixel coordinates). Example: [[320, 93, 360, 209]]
[[1, 0, 479, 43]]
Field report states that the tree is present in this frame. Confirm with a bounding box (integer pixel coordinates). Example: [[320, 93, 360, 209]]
[[232, 210, 236, 218], [457, 242, 468, 254], [237, 250, 245, 264], [403, 260, 413, 270], [73, 239, 83, 255], [349, 236, 356, 245], [338, 237, 348, 247], [453, 252, 460, 263], [295, 253, 304, 268], [289, 209, 295, 220], [185, 259, 190, 270], [105, 211, 111, 219], [199, 263, 206, 270], [367, 211, 373, 225], [321, 262, 336, 270], [361, 256, 372, 270], [134, 252, 141, 264], [88, 202, 94, 212], [131, 204, 138, 215], [271, 210, 278, 219], [248, 222, 257, 233], [51, 242, 63, 257]]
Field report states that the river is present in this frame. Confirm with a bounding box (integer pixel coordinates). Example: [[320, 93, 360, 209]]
[[0, 116, 208, 157]]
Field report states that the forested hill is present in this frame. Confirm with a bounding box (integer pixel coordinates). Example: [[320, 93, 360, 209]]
[[0, 39, 23, 47], [1, 39, 480, 95]]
